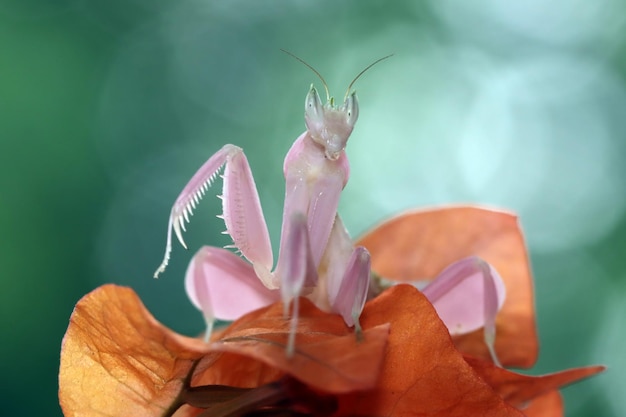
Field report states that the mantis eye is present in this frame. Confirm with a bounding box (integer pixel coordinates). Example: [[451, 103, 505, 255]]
[[343, 92, 359, 127], [305, 85, 323, 119]]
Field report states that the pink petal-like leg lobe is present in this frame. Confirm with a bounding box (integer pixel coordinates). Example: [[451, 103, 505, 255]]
[[185, 246, 280, 339], [280, 213, 318, 308], [185, 250, 214, 342], [280, 213, 318, 356], [330, 247, 371, 334], [275, 175, 309, 286], [422, 256, 506, 364]]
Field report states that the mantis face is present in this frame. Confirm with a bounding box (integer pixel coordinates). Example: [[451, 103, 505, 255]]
[[304, 85, 359, 161]]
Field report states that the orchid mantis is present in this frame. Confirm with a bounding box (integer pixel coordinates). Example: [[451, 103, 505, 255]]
[[154, 54, 389, 345], [153, 52, 506, 363]]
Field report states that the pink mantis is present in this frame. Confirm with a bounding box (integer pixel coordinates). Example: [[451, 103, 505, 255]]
[[153, 53, 506, 361]]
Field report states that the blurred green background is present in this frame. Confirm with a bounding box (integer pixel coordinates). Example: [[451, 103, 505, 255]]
[[1, 0, 625, 416]]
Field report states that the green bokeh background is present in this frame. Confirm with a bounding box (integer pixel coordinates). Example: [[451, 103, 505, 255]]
[[1, 1, 625, 416]]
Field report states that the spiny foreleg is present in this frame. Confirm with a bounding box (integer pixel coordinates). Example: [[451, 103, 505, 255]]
[[154, 144, 273, 283]]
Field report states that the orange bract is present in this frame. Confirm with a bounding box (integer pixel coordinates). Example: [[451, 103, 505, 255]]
[[59, 284, 602, 417], [59, 285, 209, 417], [357, 206, 538, 367], [463, 356, 604, 410], [338, 284, 525, 417], [337, 285, 603, 417], [59, 284, 389, 417], [522, 391, 563, 417], [190, 297, 390, 393]]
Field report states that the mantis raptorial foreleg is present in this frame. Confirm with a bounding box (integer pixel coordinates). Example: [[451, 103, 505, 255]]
[[154, 144, 273, 286]]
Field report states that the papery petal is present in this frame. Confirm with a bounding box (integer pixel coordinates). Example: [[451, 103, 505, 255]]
[[193, 299, 389, 394], [463, 355, 605, 410], [185, 246, 280, 321], [337, 285, 525, 417], [59, 285, 214, 417], [522, 391, 563, 417], [357, 206, 538, 368], [60, 285, 389, 417]]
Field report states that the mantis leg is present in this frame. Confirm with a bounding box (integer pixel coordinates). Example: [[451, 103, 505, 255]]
[[422, 256, 506, 365], [280, 213, 318, 308], [330, 247, 371, 335], [280, 213, 318, 356], [154, 144, 273, 288], [321, 216, 371, 333], [185, 246, 280, 340], [221, 148, 274, 286], [273, 174, 309, 283]]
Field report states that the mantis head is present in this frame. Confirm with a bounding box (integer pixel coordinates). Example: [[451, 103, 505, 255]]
[[304, 86, 358, 161], [281, 49, 392, 161]]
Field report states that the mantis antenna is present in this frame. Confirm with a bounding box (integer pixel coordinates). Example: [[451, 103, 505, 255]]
[[280, 49, 331, 102], [344, 54, 393, 101]]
